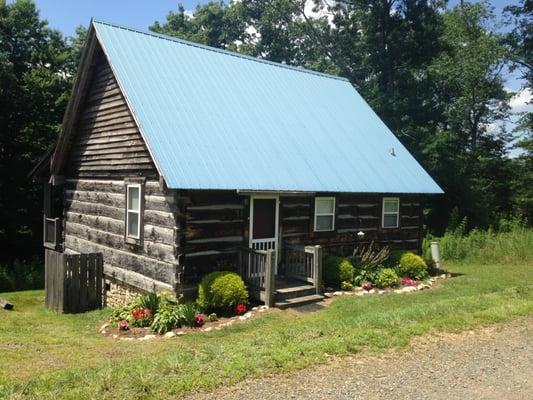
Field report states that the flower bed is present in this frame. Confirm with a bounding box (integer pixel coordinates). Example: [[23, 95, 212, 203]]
[[325, 273, 451, 298], [100, 304, 269, 341]]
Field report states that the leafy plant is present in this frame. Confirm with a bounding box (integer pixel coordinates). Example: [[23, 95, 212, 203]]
[[208, 313, 218, 322], [118, 320, 129, 331], [150, 304, 184, 334], [323, 256, 355, 288], [399, 252, 428, 280], [197, 271, 248, 311], [340, 281, 355, 291], [399, 277, 418, 286], [181, 303, 197, 327], [138, 293, 161, 314], [376, 268, 399, 288], [194, 314, 205, 327]]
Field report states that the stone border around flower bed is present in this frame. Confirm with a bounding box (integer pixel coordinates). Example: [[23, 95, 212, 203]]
[[98, 305, 270, 341], [324, 273, 451, 298]]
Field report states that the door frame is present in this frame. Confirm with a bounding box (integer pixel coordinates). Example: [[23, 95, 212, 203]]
[[249, 195, 279, 270]]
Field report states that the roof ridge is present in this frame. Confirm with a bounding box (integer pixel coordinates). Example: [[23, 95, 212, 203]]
[[91, 19, 350, 83]]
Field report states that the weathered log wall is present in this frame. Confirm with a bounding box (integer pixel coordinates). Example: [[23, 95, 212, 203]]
[[179, 191, 424, 282], [63, 179, 180, 292], [180, 190, 246, 282], [66, 50, 156, 179], [280, 194, 423, 255]]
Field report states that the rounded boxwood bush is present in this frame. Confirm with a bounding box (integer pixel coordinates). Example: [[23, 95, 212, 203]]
[[399, 252, 428, 280], [323, 256, 355, 288], [376, 267, 399, 288], [197, 271, 248, 311]]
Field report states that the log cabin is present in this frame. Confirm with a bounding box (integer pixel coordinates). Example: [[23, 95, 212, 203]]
[[32, 20, 442, 308]]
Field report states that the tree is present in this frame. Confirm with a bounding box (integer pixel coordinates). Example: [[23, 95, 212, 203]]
[[0, 0, 80, 261], [423, 1, 513, 230]]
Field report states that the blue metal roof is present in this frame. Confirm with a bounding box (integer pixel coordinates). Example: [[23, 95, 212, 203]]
[[93, 20, 443, 194]]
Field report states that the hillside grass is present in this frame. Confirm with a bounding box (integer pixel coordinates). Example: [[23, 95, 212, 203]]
[[423, 226, 533, 264], [1, 259, 532, 399]]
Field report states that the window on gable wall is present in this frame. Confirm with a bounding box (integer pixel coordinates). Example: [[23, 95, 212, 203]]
[[126, 184, 142, 239], [382, 197, 400, 228], [314, 197, 335, 231]]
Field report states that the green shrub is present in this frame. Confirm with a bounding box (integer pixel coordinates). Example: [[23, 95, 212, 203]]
[[0, 258, 44, 293], [376, 268, 399, 288], [340, 281, 355, 291], [385, 250, 406, 269], [197, 271, 248, 311], [323, 256, 355, 288], [398, 252, 428, 280]]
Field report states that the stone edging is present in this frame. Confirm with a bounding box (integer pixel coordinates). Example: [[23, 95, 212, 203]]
[[324, 273, 451, 298]]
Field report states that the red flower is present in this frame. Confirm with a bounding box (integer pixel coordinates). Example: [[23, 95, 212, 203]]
[[194, 314, 205, 327], [234, 303, 247, 315], [362, 282, 373, 291], [132, 308, 140, 320], [400, 277, 417, 286], [118, 320, 129, 331]]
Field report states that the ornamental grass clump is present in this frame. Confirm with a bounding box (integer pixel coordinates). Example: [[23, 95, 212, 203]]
[[197, 271, 248, 312]]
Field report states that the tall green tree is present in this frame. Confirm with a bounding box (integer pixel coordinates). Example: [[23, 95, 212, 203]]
[[424, 1, 512, 230], [0, 0, 79, 261], [505, 0, 532, 223]]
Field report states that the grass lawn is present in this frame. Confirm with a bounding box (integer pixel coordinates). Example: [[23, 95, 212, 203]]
[[1, 261, 532, 399]]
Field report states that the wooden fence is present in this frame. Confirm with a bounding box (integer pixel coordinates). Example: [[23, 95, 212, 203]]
[[45, 249, 103, 313], [284, 244, 322, 295], [238, 246, 276, 307]]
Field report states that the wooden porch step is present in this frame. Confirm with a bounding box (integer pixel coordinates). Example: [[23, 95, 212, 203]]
[[275, 284, 316, 300], [275, 294, 324, 309]]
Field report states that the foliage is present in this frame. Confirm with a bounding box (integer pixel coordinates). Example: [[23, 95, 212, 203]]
[[323, 256, 355, 288], [398, 253, 428, 280], [138, 292, 160, 315], [197, 271, 249, 311], [0, 0, 85, 263], [181, 303, 198, 328], [150, 303, 183, 334], [376, 268, 399, 289], [423, 224, 533, 264], [353, 242, 390, 270], [0, 258, 43, 292], [352, 242, 390, 285], [208, 313, 218, 322], [385, 250, 406, 269], [340, 281, 355, 291]]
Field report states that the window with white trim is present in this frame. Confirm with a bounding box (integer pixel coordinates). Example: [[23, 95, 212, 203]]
[[382, 197, 400, 228], [126, 184, 142, 239], [314, 197, 335, 231]]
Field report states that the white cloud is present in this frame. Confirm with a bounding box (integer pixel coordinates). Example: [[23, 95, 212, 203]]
[[509, 88, 532, 114]]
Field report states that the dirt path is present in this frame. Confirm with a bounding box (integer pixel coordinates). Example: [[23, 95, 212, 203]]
[[186, 317, 533, 400]]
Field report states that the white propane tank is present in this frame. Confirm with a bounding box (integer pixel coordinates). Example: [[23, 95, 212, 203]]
[[431, 241, 441, 271]]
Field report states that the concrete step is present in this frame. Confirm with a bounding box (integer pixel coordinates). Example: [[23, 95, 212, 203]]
[[275, 294, 324, 309], [275, 285, 316, 300]]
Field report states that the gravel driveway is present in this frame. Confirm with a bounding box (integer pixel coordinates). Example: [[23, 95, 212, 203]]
[[186, 317, 533, 400]]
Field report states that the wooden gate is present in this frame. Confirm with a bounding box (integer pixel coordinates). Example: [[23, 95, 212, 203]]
[[45, 249, 103, 313]]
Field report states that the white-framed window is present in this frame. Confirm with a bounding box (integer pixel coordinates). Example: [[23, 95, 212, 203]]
[[382, 197, 400, 228], [314, 197, 335, 232], [126, 184, 142, 239]]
